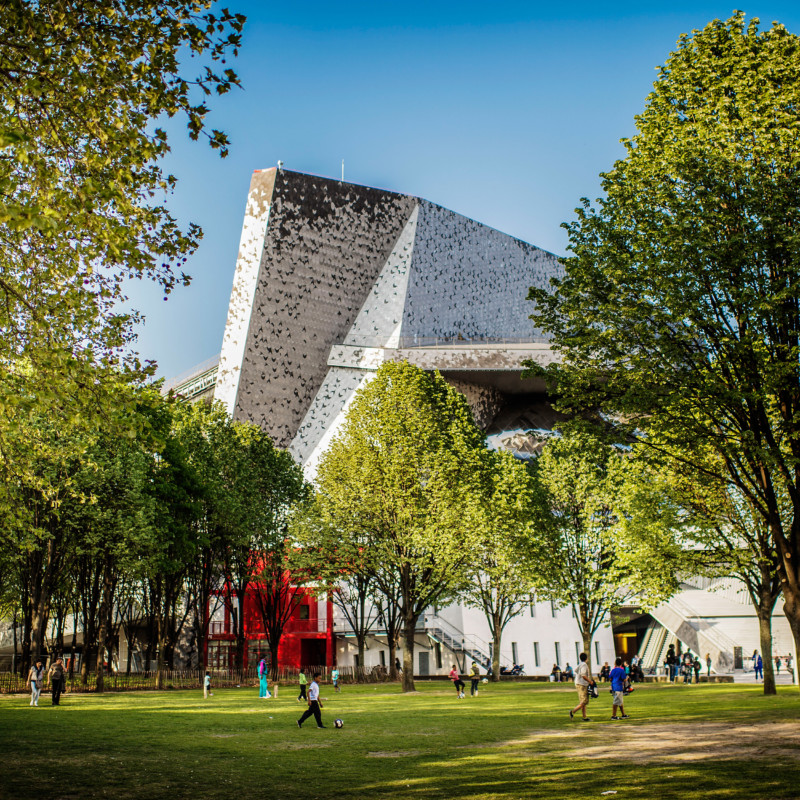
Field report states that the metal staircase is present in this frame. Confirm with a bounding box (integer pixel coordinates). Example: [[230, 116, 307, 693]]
[[421, 615, 493, 669]]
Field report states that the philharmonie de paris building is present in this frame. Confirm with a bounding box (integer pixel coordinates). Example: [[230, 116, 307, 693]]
[[166, 166, 795, 678]]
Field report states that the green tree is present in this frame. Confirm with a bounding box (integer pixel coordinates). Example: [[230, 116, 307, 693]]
[[313, 362, 485, 692], [0, 2, 244, 526], [528, 13, 800, 673], [461, 450, 547, 682], [533, 429, 678, 669]]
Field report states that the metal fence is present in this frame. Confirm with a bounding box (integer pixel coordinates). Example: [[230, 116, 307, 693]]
[[0, 663, 397, 694]]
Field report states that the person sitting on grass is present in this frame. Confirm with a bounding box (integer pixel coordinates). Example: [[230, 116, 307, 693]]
[[599, 662, 611, 682], [563, 663, 574, 681], [569, 652, 596, 722], [609, 657, 630, 720]]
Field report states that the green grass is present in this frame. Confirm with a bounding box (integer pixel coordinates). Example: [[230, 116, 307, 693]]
[[0, 681, 798, 799]]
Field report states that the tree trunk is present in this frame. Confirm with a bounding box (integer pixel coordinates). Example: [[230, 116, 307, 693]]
[[402, 617, 417, 692], [783, 588, 800, 692], [269, 640, 280, 683], [757, 608, 776, 695], [582, 630, 593, 672], [490, 610, 502, 683], [388, 635, 398, 681], [356, 632, 366, 667], [95, 567, 113, 692]]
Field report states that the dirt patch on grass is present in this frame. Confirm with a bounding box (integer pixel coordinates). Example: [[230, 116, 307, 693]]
[[572, 721, 800, 763], [209, 733, 237, 738], [367, 750, 422, 758], [274, 742, 331, 750]]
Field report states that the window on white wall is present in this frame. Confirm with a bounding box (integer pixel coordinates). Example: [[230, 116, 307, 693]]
[[533, 642, 540, 667], [554, 642, 561, 665], [529, 594, 536, 617], [595, 641, 601, 664], [550, 601, 557, 618], [575, 642, 581, 662], [512, 642, 518, 664]]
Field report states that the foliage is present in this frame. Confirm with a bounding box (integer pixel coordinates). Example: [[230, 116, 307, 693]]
[[461, 449, 548, 679], [532, 427, 679, 666], [527, 12, 800, 662], [312, 361, 487, 691]]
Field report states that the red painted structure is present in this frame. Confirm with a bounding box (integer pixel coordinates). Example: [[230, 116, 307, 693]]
[[206, 586, 335, 670]]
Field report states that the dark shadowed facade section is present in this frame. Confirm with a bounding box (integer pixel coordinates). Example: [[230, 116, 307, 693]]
[[234, 171, 417, 446]]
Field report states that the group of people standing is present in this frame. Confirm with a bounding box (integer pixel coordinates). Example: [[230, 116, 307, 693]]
[[664, 644, 709, 683], [27, 657, 67, 707]]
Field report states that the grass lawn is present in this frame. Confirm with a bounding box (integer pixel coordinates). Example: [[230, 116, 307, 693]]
[[0, 680, 798, 800]]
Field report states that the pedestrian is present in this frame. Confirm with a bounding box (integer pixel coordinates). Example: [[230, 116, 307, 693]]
[[47, 657, 66, 706], [705, 653, 712, 677], [569, 652, 596, 722], [298, 669, 308, 701], [609, 657, 629, 720], [27, 659, 44, 707], [332, 667, 340, 693], [775, 656, 782, 675], [666, 645, 677, 682], [787, 653, 794, 679], [297, 672, 325, 729], [755, 653, 763, 681], [693, 656, 701, 683], [449, 665, 465, 698], [682, 651, 694, 684], [470, 661, 480, 696], [258, 656, 270, 698], [204, 671, 212, 698], [395, 657, 402, 674]]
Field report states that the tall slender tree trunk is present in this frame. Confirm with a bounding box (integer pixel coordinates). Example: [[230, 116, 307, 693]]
[[490, 609, 502, 683], [757, 608, 776, 696], [388, 635, 399, 681], [582, 631, 593, 673], [402, 617, 417, 692], [95, 568, 113, 692]]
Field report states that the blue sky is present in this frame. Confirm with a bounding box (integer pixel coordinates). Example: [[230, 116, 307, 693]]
[[129, 3, 800, 380]]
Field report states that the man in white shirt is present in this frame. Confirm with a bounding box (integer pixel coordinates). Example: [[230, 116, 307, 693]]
[[297, 672, 325, 729], [569, 652, 596, 722]]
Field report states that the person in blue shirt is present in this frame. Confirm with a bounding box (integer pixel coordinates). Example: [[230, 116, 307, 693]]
[[609, 657, 629, 720]]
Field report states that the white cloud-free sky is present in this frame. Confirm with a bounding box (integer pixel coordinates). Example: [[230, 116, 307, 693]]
[[127, 2, 800, 379]]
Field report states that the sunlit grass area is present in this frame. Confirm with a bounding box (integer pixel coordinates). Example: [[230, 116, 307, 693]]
[[0, 681, 798, 799]]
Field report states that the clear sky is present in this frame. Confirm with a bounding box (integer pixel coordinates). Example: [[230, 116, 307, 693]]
[[128, 2, 800, 380]]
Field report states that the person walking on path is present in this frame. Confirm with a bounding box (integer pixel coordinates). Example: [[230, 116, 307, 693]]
[[298, 669, 308, 701], [666, 645, 677, 682], [754, 653, 763, 681], [775, 656, 782, 675], [332, 667, 340, 693], [693, 656, 701, 683], [470, 662, 480, 696], [27, 659, 44, 707], [569, 652, 596, 722], [706, 653, 712, 677], [258, 657, 270, 698], [297, 673, 325, 729], [204, 671, 212, 699], [47, 657, 66, 706], [609, 657, 629, 720], [449, 665, 465, 698]]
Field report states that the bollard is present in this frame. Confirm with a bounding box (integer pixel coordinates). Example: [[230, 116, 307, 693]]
[[273, 683, 278, 698]]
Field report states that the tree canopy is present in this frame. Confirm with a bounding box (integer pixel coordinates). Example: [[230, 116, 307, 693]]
[[527, 12, 800, 672]]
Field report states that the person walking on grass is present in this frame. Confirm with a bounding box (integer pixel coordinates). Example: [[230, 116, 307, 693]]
[[204, 671, 212, 699], [258, 656, 271, 698], [297, 672, 325, 729], [470, 662, 481, 696], [449, 665, 465, 698], [27, 659, 44, 707], [754, 652, 763, 681], [569, 652, 596, 722], [332, 667, 340, 693], [609, 657, 630, 720], [298, 669, 308, 701], [47, 657, 66, 706]]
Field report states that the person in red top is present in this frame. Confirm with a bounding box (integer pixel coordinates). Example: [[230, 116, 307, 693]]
[[449, 665, 465, 698]]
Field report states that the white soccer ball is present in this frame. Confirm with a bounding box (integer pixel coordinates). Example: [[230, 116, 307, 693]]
[[334, 718, 344, 728], [459, 692, 465, 698], [481, 678, 488, 684]]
